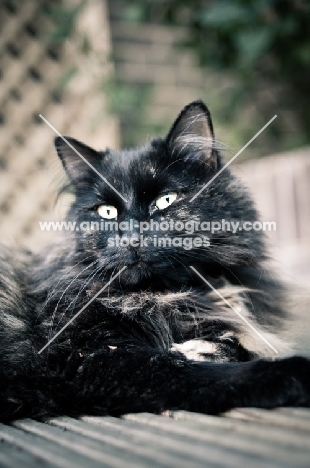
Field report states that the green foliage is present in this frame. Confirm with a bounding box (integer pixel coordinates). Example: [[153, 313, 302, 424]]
[[43, 1, 87, 44], [102, 79, 155, 147], [40, 1, 155, 146], [118, 0, 310, 155], [39, 0, 310, 155]]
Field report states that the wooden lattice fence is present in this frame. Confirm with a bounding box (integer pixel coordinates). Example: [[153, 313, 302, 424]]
[[0, 0, 118, 250]]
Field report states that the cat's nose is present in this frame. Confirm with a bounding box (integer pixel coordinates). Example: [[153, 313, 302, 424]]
[[120, 233, 140, 251]]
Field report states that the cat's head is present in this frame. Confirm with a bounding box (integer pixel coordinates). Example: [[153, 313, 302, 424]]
[[55, 101, 264, 288]]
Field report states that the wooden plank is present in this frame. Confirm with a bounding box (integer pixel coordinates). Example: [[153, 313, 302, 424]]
[[0, 423, 96, 468], [277, 407, 310, 419], [125, 412, 310, 467], [88, 414, 298, 468], [273, 157, 299, 243], [172, 409, 310, 435], [49, 416, 202, 468], [1, 409, 310, 468], [223, 407, 310, 432], [116, 62, 178, 85], [0, 439, 55, 468], [111, 22, 185, 45], [14, 418, 170, 468], [294, 160, 310, 242], [233, 160, 279, 244]]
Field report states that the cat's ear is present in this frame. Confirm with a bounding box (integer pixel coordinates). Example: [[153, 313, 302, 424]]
[[166, 100, 217, 169], [55, 136, 101, 184]]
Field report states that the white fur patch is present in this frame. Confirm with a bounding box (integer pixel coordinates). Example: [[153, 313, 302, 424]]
[[1, 312, 25, 330], [171, 339, 218, 361]]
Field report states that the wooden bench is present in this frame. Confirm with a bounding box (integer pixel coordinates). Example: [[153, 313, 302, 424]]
[[1, 408, 310, 467]]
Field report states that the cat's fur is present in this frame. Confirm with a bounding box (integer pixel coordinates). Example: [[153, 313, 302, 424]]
[[0, 100, 309, 422]]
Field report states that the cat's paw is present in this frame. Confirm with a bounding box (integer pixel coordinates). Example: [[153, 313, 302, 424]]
[[256, 356, 310, 408]]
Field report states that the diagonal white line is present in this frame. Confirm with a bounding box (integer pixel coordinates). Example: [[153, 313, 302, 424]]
[[39, 114, 127, 202], [190, 115, 277, 202], [190, 266, 278, 354], [38, 266, 127, 354]]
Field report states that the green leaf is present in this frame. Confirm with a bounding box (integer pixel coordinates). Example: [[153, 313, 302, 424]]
[[123, 5, 146, 23], [200, 2, 250, 27], [236, 28, 273, 65], [296, 43, 310, 65]]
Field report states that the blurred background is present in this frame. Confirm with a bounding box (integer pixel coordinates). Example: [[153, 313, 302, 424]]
[[0, 0, 309, 349]]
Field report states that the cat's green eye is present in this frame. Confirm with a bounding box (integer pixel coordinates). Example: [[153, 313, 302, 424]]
[[97, 205, 117, 219], [155, 192, 177, 210]]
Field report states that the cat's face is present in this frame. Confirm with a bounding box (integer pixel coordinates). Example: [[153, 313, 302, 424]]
[[55, 101, 262, 287]]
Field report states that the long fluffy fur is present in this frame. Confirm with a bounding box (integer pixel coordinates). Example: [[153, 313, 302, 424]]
[[0, 100, 309, 422]]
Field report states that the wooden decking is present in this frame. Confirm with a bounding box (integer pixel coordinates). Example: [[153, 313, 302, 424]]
[[1, 408, 310, 467]]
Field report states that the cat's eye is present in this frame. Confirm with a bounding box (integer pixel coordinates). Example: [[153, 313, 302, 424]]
[[155, 192, 177, 210], [97, 205, 117, 219]]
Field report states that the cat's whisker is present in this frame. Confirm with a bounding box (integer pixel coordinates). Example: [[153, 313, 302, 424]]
[[107, 265, 118, 300], [155, 157, 187, 180], [43, 253, 95, 312], [52, 261, 104, 333], [168, 254, 193, 279], [48, 259, 100, 339]]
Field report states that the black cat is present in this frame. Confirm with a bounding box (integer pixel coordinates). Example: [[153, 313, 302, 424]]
[[0, 100, 309, 422]]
